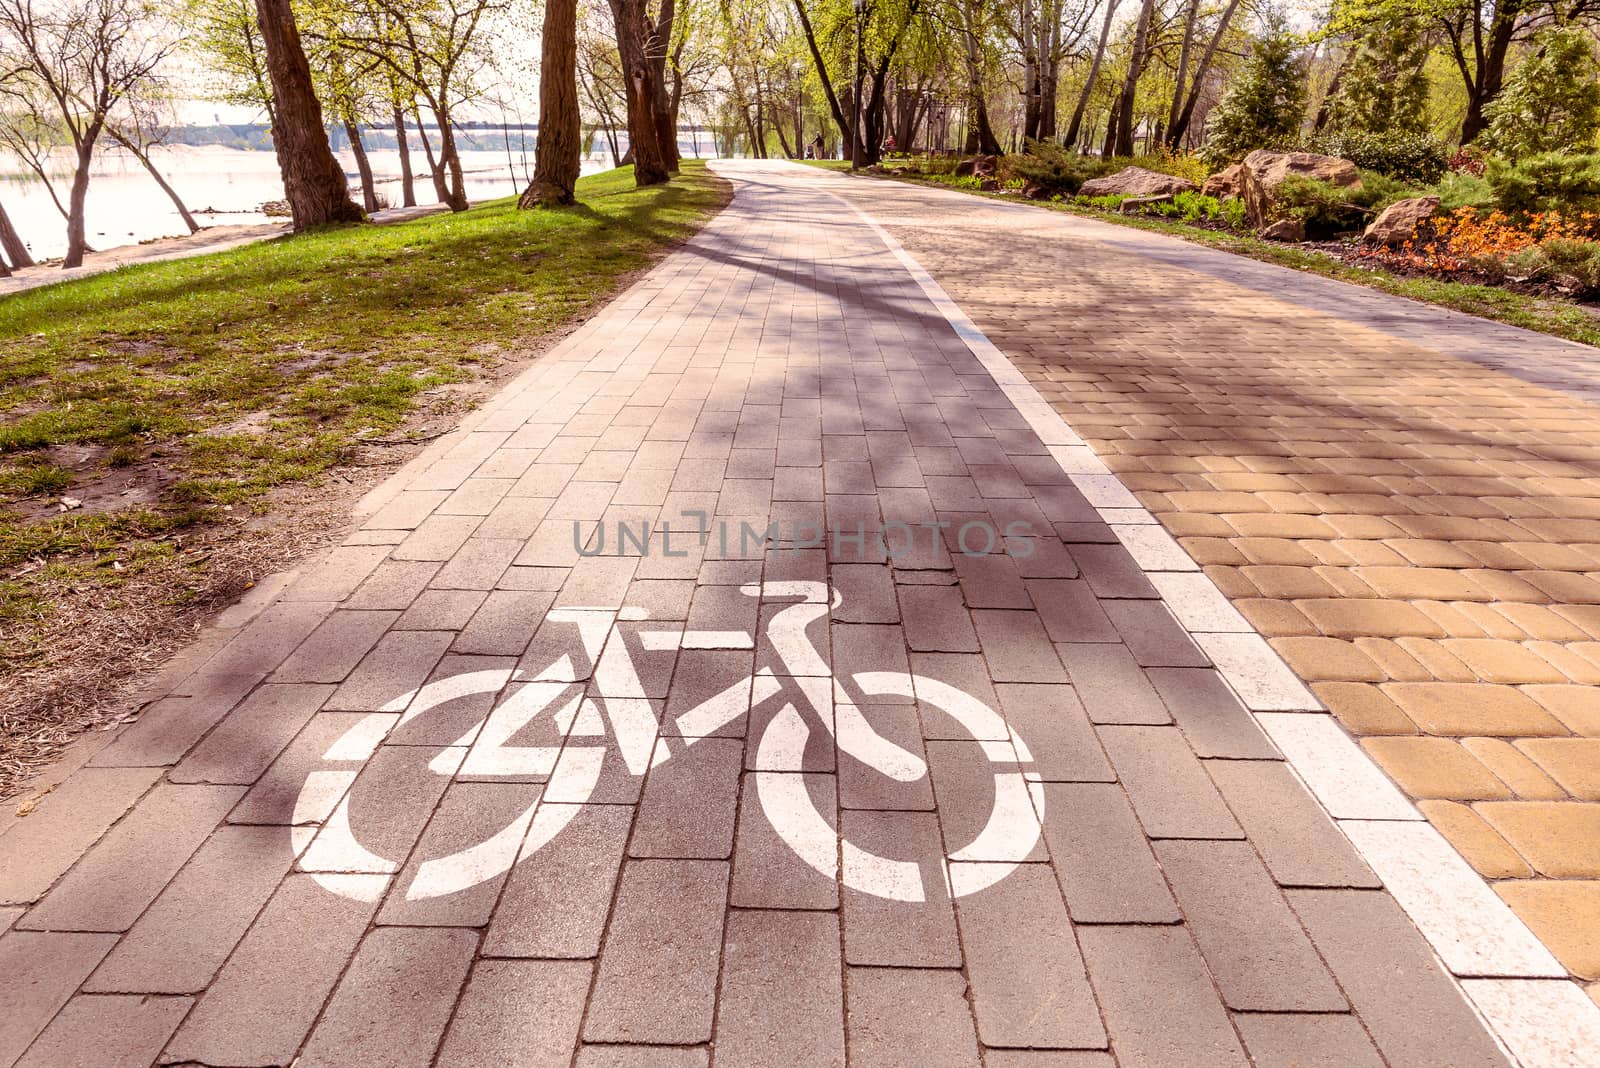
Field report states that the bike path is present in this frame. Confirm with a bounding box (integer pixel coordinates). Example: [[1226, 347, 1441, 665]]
[[0, 161, 1514, 1067]]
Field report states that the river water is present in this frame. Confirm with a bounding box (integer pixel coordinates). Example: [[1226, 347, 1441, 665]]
[[0, 144, 634, 263]]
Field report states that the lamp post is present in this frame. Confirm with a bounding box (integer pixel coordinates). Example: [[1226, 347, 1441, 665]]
[[851, 0, 868, 168]]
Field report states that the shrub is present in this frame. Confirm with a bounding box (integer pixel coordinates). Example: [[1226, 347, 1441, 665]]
[[1487, 153, 1600, 217], [1271, 175, 1364, 234], [1533, 237, 1600, 296], [1435, 171, 1495, 212], [1200, 30, 1308, 167], [1347, 170, 1423, 212], [1003, 140, 1115, 195], [1481, 28, 1600, 161], [1304, 130, 1448, 184]]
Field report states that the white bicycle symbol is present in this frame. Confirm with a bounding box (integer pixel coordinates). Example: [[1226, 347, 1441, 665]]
[[292, 580, 1043, 903]]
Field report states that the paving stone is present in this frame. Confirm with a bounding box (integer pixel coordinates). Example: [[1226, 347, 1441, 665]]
[[840, 809, 962, 966], [1494, 880, 1600, 980], [952, 863, 1105, 1048], [910, 653, 1002, 734], [1362, 736, 1513, 800], [381, 781, 544, 925], [14, 993, 192, 1068], [575, 1047, 709, 1068], [282, 544, 393, 601], [662, 649, 754, 736], [431, 537, 523, 589], [1155, 840, 1345, 1010], [1476, 801, 1600, 877], [715, 910, 845, 1066], [1055, 644, 1168, 724], [0, 768, 160, 905], [1146, 666, 1277, 757], [171, 682, 334, 783], [1037, 783, 1179, 923], [90, 688, 251, 768], [832, 562, 900, 621], [87, 824, 296, 993], [837, 703, 936, 809], [926, 741, 1045, 861], [227, 711, 388, 825], [298, 927, 477, 1068], [1068, 542, 1158, 598], [584, 859, 729, 1043], [898, 585, 980, 651], [630, 736, 741, 858], [324, 631, 451, 712], [455, 590, 554, 655], [1102, 599, 1209, 667], [163, 872, 385, 1066], [732, 773, 839, 908], [273, 610, 398, 683], [0, 932, 118, 1066], [396, 588, 488, 630], [953, 551, 1032, 608], [1205, 760, 1379, 888], [846, 967, 981, 1068], [1097, 726, 1243, 839], [1076, 925, 1249, 1067], [346, 560, 443, 609], [298, 744, 456, 875], [1232, 1013, 1384, 1068], [484, 803, 631, 957], [831, 623, 914, 691], [19, 784, 242, 932], [1289, 889, 1512, 1068], [971, 610, 1067, 682], [389, 655, 516, 746], [981, 1054, 1114, 1068], [436, 960, 591, 1067]]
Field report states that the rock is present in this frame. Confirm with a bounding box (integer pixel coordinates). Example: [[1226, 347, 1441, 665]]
[[1020, 180, 1051, 200], [1078, 166, 1197, 199], [1239, 149, 1361, 228], [953, 155, 998, 178], [261, 199, 291, 218], [1119, 194, 1175, 214], [1260, 218, 1306, 242], [977, 177, 1000, 191], [1201, 163, 1243, 200], [1363, 195, 1441, 246]]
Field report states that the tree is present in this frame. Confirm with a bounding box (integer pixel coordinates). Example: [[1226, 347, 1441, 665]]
[[0, 198, 29, 270], [0, 0, 179, 267], [1200, 28, 1306, 166], [609, 0, 670, 183], [521, 0, 582, 205], [1064, 0, 1120, 149], [1481, 26, 1600, 160], [254, 0, 364, 228], [1324, 17, 1430, 135], [107, 82, 201, 233], [1163, 0, 1243, 149], [1105, 0, 1153, 157]]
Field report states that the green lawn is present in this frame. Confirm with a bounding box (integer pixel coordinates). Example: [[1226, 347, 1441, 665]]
[[0, 163, 729, 656], [811, 162, 1600, 349]]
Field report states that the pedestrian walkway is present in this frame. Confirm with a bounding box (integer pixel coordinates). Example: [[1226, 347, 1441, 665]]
[[0, 160, 1583, 1067]]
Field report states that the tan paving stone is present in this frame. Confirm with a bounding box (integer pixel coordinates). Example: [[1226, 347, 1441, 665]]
[[1518, 738, 1600, 798], [1477, 801, 1600, 877], [1362, 737, 1513, 800], [1384, 681, 1569, 736], [1311, 681, 1417, 734], [1494, 881, 1600, 980], [1419, 800, 1535, 878], [1269, 636, 1386, 682]]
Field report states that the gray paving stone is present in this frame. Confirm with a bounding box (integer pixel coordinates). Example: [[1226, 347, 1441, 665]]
[[846, 967, 981, 1068], [395, 588, 488, 630], [926, 741, 1046, 861], [436, 959, 591, 1068], [0, 768, 160, 905], [952, 863, 1105, 1049], [90, 688, 251, 768], [345, 560, 443, 609], [162, 872, 383, 1066], [1068, 543, 1159, 599], [630, 737, 741, 858], [1204, 759, 1380, 888], [910, 653, 1002, 734], [557, 555, 640, 608], [1154, 840, 1346, 1011], [1037, 783, 1180, 923], [0, 907, 19, 934], [281, 544, 393, 601], [0, 931, 118, 1066], [453, 589, 554, 655], [19, 784, 243, 932], [1232, 1013, 1385, 1068], [1055, 644, 1170, 725], [1026, 578, 1118, 643], [484, 803, 631, 957], [14, 993, 191, 1068], [1146, 666, 1278, 758], [993, 683, 1114, 782], [837, 703, 935, 810], [171, 682, 333, 783], [380, 781, 543, 926], [1103, 599, 1210, 667], [1288, 889, 1512, 1068], [393, 513, 483, 561], [981, 1054, 1115, 1068], [584, 859, 729, 1043], [832, 563, 900, 622], [323, 631, 451, 713], [1098, 725, 1244, 839], [1077, 925, 1250, 1068], [576, 1046, 709, 1068], [732, 773, 840, 908], [228, 711, 387, 825], [954, 552, 1032, 609], [86, 824, 296, 993], [898, 585, 980, 651], [715, 910, 845, 1067], [298, 927, 477, 1068], [273, 610, 398, 683], [477, 494, 555, 538], [389, 654, 515, 745], [430, 537, 523, 589], [971, 610, 1068, 683], [297, 744, 454, 874], [840, 810, 961, 966], [364, 489, 451, 530]]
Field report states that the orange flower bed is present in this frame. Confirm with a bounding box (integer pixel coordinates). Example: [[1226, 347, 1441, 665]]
[[1356, 208, 1600, 275]]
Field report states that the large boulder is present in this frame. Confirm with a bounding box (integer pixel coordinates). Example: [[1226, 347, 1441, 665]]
[[1201, 163, 1244, 200], [1240, 149, 1361, 229], [953, 155, 998, 178], [1363, 195, 1441, 246], [1079, 166, 1197, 199]]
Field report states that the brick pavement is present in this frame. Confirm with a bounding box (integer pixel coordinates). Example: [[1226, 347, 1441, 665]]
[[823, 168, 1600, 1013], [0, 161, 1549, 1066]]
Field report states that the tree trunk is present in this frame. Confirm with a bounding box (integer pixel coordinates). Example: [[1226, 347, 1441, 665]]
[[393, 105, 417, 207], [413, 104, 451, 204], [608, 0, 669, 185], [1039, 4, 1061, 139], [792, 0, 853, 149], [63, 143, 95, 269], [434, 105, 469, 210], [521, 0, 581, 207], [1165, 0, 1242, 148], [344, 118, 380, 212], [1166, 0, 1199, 138], [963, 19, 1002, 155], [1109, 0, 1154, 157], [125, 140, 200, 233], [1064, 0, 1120, 149], [1460, 4, 1519, 143], [0, 200, 32, 268], [1021, 0, 1040, 141], [253, 0, 363, 230], [645, 0, 680, 171]]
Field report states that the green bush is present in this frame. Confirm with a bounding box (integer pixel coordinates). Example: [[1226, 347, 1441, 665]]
[[1304, 130, 1448, 184], [1434, 171, 1495, 212], [1536, 238, 1600, 296], [1481, 28, 1600, 161], [1004, 140, 1116, 195], [1271, 175, 1365, 234], [1346, 170, 1423, 212], [1487, 152, 1600, 216]]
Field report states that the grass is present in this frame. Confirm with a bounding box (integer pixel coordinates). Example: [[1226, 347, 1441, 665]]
[[808, 161, 1600, 349], [0, 162, 729, 646]]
